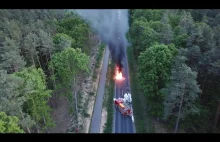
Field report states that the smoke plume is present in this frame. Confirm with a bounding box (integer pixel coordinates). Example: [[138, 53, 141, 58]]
[[75, 9, 129, 71]]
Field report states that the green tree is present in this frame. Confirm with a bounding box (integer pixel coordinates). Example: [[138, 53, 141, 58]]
[[168, 12, 181, 29], [161, 55, 201, 133], [131, 9, 164, 22], [146, 21, 173, 45], [23, 32, 39, 66], [37, 29, 55, 68], [0, 70, 35, 133], [210, 59, 220, 77], [129, 19, 159, 59], [137, 43, 177, 118], [128, 9, 220, 133], [179, 11, 194, 35], [14, 67, 54, 132], [2, 19, 22, 44], [194, 22, 215, 53], [184, 46, 202, 71], [213, 25, 220, 47], [159, 23, 173, 44], [173, 26, 188, 48], [57, 14, 90, 54], [189, 9, 207, 22], [0, 37, 26, 73], [49, 47, 89, 116], [53, 33, 75, 53], [0, 111, 24, 133]]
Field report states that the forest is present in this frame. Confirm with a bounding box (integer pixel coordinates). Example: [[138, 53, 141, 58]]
[[1, 9, 220, 133], [128, 9, 220, 133], [0, 9, 94, 133]]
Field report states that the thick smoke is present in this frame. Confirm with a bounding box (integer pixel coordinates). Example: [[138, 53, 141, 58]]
[[75, 9, 129, 71]]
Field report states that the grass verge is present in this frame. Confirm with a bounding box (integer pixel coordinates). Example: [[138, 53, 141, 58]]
[[127, 46, 154, 133], [103, 60, 114, 133], [93, 42, 105, 80]]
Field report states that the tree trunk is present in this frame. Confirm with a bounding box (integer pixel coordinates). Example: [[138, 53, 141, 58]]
[[75, 89, 78, 114], [49, 97, 54, 108], [49, 52, 58, 108], [39, 51, 44, 70], [213, 100, 220, 132], [74, 89, 79, 129], [43, 115, 49, 133], [46, 53, 49, 66], [70, 81, 75, 116], [31, 55, 36, 67], [73, 76, 77, 113], [36, 54, 42, 69], [174, 84, 185, 133], [10, 65, 14, 73], [13, 64, 18, 73], [20, 110, 31, 133], [201, 74, 208, 100], [72, 75, 79, 129]]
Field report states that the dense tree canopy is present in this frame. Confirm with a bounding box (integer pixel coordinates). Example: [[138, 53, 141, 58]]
[[14, 67, 54, 131], [138, 43, 177, 118], [0, 111, 24, 133], [129, 9, 220, 132], [161, 55, 201, 132], [1, 8, 220, 133], [0, 9, 93, 133]]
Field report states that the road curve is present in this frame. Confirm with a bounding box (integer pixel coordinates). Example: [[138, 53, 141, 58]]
[[90, 46, 110, 133], [112, 47, 136, 133]]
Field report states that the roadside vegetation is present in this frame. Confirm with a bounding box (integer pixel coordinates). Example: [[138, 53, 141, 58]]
[[93, 42, 105, 80], [127, 46, 154, 133], [1, 9, 220, 133], [0, 9, 96, 133], [103, 59, 114, 133]]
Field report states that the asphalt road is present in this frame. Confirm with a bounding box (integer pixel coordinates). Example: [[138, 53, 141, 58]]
[[89, 44, 136, 133], [90, 46, 110, 133], [112, 47, 136, 133]]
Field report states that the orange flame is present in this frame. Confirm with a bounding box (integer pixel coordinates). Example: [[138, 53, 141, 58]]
[[114, 67, 125, 81]]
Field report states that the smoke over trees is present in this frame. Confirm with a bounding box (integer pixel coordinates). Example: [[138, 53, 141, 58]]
[[75, 9, 130, 71]]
